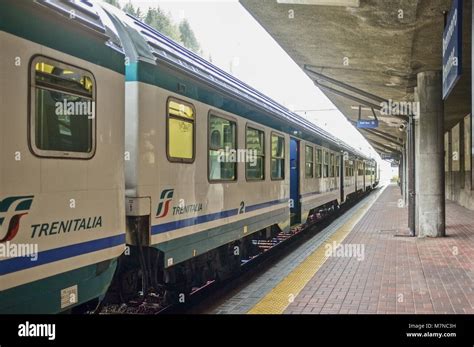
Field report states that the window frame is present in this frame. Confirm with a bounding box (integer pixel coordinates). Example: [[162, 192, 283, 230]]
[[29, 55, 97, 159], [208, 111, 238, 183], [330, 153, 335, 177], [323, 150, 329, 178], [316, 148, 322, 178], [270, 132, 285, 181], [305, 145, 314, 178], [245, 123, 266, 182], [166, 96, 196, 164]]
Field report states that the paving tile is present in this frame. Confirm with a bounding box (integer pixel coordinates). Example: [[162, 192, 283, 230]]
[[282, 185, 474, 314]]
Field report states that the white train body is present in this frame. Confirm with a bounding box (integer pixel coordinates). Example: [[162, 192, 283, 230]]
[[0, 0, 125, 313]]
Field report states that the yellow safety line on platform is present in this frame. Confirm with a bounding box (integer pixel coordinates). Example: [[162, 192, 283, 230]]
[[247, 186, 387, 314]]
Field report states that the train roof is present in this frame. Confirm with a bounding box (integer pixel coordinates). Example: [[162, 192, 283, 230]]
[[1, 0, 125, 74], [34, 0, 124, 53], [100, 2, 371, 160]]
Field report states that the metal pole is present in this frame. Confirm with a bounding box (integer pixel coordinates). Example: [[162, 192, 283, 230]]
[[408, 115, 416, 236]]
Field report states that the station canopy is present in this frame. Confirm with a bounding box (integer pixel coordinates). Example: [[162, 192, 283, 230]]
[[240, 0, 471, 161]]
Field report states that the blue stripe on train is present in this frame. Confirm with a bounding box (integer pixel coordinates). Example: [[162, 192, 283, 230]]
[[2, 198, 289, 275], [0, 234, 125, 276], [151, 198, 289, 235]]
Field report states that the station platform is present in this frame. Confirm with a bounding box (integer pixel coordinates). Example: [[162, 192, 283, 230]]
[[209, 184, 474, 314]]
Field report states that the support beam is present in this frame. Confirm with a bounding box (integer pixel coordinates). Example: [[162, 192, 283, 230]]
[[371, 146, 398, 156], [315, 82, 383, 112], [366, 138, 402, 154], [415, 71, 445, 237], [305, 65, 387, 103], [307, 68, 410, 122], [364, 127, 404, 144], [370, 142, 400, 155], [359, 127, 404, 146]]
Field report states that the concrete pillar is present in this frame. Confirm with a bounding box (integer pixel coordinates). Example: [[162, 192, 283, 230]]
[[416, 71, 445, 237], [414, 87, 420, 232]]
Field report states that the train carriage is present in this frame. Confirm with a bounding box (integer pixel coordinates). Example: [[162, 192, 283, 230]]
[[0, 0, 126, 313], [296, 140, 342, 225], [102, 4, 374, 301]]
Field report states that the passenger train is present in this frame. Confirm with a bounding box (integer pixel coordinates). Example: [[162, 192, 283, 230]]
[[0, 0, 378, 313]]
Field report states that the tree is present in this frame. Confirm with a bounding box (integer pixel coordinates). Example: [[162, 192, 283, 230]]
[[122, 1, 142, 19], [144, 7, 181, 42], [117, 4, 202, 55], [102, 0, 120, 9], [179, 19, 200, 53]]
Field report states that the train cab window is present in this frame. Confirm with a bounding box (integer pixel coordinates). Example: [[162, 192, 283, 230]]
[[323, 151, 329, 178], [167, 98, 195, 162], [271, 134, 285, 180], [209, 114, 237, 181], [305, 145, 314, 178], [246, 127, 265, 180], [30, 56, 95, 158], [316, 149, 322, 178]]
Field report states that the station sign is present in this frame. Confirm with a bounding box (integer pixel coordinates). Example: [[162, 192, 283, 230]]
[[391, 162, 399, 168], [442, 0, 462, 100], [356, 119, 378, 129], [380, 153, 393, 160]]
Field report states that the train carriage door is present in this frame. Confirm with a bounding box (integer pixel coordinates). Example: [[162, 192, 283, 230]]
[[355, 160, 358, 192], [340, 155, 344, 202], [363, 160, 367, 192], [290, 138, 301, 225]]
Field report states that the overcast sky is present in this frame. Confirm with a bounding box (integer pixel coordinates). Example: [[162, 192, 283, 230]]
[[113, 0, 394, 179]]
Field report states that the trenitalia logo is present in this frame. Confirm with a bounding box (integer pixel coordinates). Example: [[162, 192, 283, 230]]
[[156, 189, 174, 218], [0, 196, 34, 242]]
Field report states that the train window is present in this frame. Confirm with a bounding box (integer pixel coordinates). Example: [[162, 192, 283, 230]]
[[323, 151, 329, 178], [335, 155, 340, 177], [316, 149, 322, 178], [246, 127, 265, 180], [329, 153, 335, 177], [305, 145, 314, 178], [30, 56, 95, 158], [345, 161, 354, 177], [271, 134, 285, 180], [167, 98, 195, 163], [209, 114, 237, 181]]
